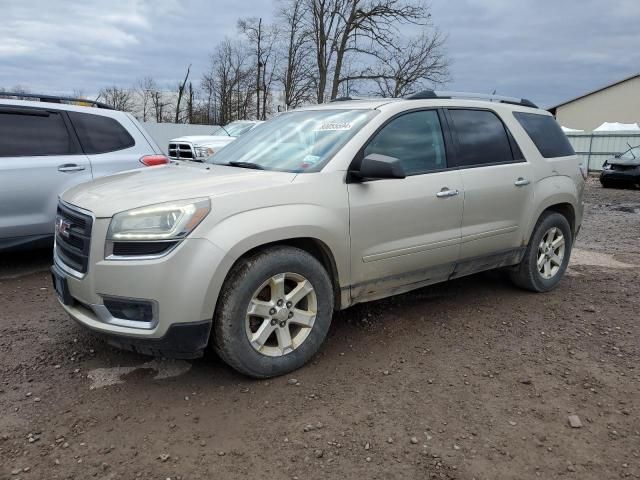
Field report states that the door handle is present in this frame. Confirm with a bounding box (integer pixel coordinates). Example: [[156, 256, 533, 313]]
[[436, 187, 459, 198], [514, 177, 530, 186], [58, 164, 86, 172]]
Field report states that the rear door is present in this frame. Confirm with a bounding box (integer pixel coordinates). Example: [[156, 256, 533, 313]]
[[446, 108, 534, 262], [348, 109, 464, 302], [0, 107, 91, 243], [67, 111, 148, 178]]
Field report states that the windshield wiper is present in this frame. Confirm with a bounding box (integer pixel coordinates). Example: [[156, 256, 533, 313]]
[[224, 161, 265, 170]]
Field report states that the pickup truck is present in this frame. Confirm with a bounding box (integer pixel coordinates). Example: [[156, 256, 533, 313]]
[[168, 120, 262, 161]]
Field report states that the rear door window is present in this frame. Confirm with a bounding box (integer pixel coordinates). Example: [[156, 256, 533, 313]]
[[513, 112, 575, 158], [447, 109, 515, 168], [68, 112, 135, 154], [0, 110, 74, 157], [364, 110, 447, 175]]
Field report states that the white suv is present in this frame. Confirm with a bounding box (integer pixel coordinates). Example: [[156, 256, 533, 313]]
[[0, 93, 166, 251], [52, 91, 585, 378]]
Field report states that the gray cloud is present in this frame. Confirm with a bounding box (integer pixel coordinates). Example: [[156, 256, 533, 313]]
[[431, 0, 640, 107], [0, 0, 274, 95], [1, 0, 638, 108]]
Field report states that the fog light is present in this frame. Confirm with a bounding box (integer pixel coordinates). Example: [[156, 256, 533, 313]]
[[103, 297, 154, 322]]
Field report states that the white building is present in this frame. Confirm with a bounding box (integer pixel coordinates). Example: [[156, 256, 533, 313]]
[[548, 73, 640, 131]]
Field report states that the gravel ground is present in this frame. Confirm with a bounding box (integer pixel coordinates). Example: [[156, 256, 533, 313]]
[[1, 179, 638, 480]]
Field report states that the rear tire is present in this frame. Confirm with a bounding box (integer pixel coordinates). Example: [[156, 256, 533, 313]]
[[509, 212, 572, 292], [213, 246, 334, 378]]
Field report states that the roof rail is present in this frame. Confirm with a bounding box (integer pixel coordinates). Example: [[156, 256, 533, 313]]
[[406, 89, 538, 108], [0, 92, 114, 109]]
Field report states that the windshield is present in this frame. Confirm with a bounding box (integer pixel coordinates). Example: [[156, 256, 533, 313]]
[[207, 109, 376, 172], [621, 146, 640, 160], [211, 122, 256, 137]]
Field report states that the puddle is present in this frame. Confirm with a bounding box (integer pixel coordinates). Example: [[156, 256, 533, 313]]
[[570, 248, 636, 269], [87, 358, 192, 390]]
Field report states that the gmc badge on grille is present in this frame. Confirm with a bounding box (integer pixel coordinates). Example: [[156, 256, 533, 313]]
[[55, 217, 72, 238]]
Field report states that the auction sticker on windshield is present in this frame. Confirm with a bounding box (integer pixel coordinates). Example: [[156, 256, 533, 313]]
[[314, 122, 352, 131]]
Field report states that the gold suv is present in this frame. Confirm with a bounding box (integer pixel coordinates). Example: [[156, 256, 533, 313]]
[[51, 91, 586, 377]]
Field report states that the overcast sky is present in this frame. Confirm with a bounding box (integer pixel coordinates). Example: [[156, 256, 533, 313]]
[[1, 0, 639, 108]]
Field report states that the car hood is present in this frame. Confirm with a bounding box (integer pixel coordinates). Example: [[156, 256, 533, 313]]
[[61, 163, 297, 218], [170, 135, 236, 146], [608, 156, 640, 167]]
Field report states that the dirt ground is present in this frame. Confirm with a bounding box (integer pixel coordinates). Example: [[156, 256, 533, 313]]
[[1, 179, 638, 480]]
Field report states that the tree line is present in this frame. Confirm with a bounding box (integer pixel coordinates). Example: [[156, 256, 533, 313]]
[[6, 0, 450, 125]]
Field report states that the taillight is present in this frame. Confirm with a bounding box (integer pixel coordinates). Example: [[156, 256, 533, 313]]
[[140, 155, 169, 167]]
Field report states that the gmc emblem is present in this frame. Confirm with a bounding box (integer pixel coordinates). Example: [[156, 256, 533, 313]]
[[56, 217, 72, 238]]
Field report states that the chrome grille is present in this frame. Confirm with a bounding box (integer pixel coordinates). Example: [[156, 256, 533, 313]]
[[168, 142, 194, 160], [55, 202, 93, 274]]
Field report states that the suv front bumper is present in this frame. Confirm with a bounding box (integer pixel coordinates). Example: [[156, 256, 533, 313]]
[[79, 316, 212, 359], [53, 220, 228, 358]]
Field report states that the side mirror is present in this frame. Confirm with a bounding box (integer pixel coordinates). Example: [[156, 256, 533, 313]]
[[614, 153, 621, 158], [351, 153, 406, 181]]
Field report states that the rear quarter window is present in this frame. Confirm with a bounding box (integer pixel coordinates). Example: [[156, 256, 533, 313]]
[[68, 112, 135, 154], [513, 112, 575, 158]]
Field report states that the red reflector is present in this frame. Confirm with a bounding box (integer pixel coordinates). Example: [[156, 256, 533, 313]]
[[140, 155, 168, 167]]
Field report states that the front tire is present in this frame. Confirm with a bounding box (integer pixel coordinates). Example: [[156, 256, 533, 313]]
[[509, 212, 572, 292], [213, 246, 334, 378]]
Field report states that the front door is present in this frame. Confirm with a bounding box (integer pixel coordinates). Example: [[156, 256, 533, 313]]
[[348, 109, 464, 302], [0, 107, 92, 244]]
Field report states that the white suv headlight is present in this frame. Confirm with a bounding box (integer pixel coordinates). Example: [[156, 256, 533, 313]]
[[107, 199, 211, 241]]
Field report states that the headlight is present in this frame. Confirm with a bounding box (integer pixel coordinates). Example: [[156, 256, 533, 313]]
[[194, 146, 215, 159], [107, 199, 211, 241]]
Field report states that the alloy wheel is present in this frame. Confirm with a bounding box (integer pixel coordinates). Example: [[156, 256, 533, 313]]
[[244, 272, 317, 357], [537, 227, 566, 280]]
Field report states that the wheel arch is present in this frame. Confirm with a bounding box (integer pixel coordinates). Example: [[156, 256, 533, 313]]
[[228, 237, 343, 312], [542, 203, 576, 235], [525, 176, 581, 244]]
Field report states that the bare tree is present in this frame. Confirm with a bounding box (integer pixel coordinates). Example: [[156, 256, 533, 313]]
[[135, 77, 156, 121], [239, 17, 280, 119], [372, 31, 449, 97], [196, 0, 447, 119], [307, 0, 338, 103], [174, 65, 191, 123], [201, 66, 218, 124], [186, 82, 195, 124], [305, 0, 429, 102], [151, 90, 169, 123], [209, 39, 252, 124], [238, 17, 265, 119], [278, 0, 315, 109], [98, 86, 134, 111]]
